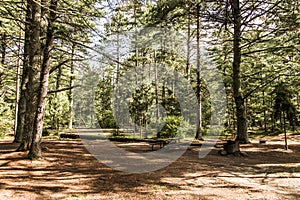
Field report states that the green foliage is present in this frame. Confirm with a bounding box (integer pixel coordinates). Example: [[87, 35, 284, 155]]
[[111, 129, 125, 137], [0, 96, 13, 138], [0, 0, 299, 143], [180, 120, 195, 138], [161, 87, 181, 117], [129, 84, 155, 127], [159, 116, 182, 138], [0, 59, 15, 138], [95, 78, 118, 128], [45, 92, 70, 129], [273, 82, 298, 128]]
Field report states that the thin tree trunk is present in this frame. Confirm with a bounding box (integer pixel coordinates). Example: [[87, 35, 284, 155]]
[[53, 65, 62, 130], [283, 112, 288, 150], [0, 30, 6, 90], [263, 89, 267, 133], [271, 96, 275, 132], [280, 110, 283, 131], [162, 84, 165, 105], [0, 32, 6, 66], [186, 13, 191, 80], [14, 32, 22, 138], [195, 3, 202, 140], [1, 33, 6, 64], [231, 0, 249, 144], [115, 31, 120, 132], [68, 43, 75, 129], [154, 51, 160, 138]]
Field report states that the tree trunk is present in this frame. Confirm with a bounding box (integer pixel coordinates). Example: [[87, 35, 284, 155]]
[[186, 13, 191, 80], [14, 69, 29, 143], [14, 2, 31, 144], [53, 65, 62, 130], [13, 32, 22, 139], [231, 0, 249, 144], [68, 43, 76, 129], [154, 52, 160, 138], [18, 0, 42, 150], [263, 89, 267, 133], [0, 33, 6, 65], [280, 110, 283, 131], [283, 112, 288, 150], [0, 31, 6, 90], [28, 0, 57, 159], [195, 3, 202, 140]]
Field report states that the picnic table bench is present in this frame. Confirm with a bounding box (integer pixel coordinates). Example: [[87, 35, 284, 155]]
[[149, 137, 182, 150]]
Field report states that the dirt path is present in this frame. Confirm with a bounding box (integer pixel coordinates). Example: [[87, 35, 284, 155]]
[[0, 134, 299, 200]]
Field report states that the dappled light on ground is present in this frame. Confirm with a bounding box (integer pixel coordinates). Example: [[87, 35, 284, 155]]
[[0, 133, 299, 199]]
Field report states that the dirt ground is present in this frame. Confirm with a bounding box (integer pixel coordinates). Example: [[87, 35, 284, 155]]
[[0, 133, 300, 200]]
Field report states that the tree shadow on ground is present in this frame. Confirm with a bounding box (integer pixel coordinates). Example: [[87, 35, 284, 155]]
[[0, 138, 299, 199]]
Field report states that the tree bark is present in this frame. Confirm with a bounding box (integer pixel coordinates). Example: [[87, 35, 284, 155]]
[[13, 32, 22, 140], [0, 31, 6, 89], [68, 43, 76, 129], [231, 0, 249, 144], [283, 112, 288, 150], [14, 68, 29, 143], [195, 3, 202, 140], [0, 33, 6, 65], [18, 0, 42, 150], [14, 1, 31, 144], [28, 0, 57, 159], [263, 89, 267, 133], [154, 51, 160, 138], [186, 13, 191, 80], [53, 65, 62, 129]]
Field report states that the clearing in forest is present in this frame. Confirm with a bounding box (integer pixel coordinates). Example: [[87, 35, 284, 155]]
[[0, 133, 299, 200]]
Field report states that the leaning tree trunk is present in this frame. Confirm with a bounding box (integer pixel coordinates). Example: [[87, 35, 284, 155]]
[[231, 0, 249, 144], [28, 0, 57, 159]]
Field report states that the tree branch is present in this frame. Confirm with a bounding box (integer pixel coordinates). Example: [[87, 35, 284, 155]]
[[49, 58, 85, 74], [48, 85, 80, 94], [243, 73, 297, 100], [242, 45, 294, 56]]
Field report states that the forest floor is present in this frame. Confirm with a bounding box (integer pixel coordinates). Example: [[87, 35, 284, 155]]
[[0, 132, 300, 200]]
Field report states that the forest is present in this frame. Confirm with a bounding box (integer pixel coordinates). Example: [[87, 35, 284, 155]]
[[0, 0, 299, 199]]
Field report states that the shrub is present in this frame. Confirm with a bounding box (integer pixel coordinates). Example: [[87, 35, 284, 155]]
[[0, 97, 13, 138], [159, 116, 182, 138]]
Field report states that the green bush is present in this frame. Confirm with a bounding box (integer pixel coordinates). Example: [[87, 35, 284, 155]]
[[97, 110, 118, 129], [159, 116, 182, 138], [0, 97, 13, 138], [111, 129, 125, 137]]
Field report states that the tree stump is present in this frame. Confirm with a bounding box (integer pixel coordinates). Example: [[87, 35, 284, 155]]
[[219, 140, 240, 156], [224, 140, 240, 154]]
